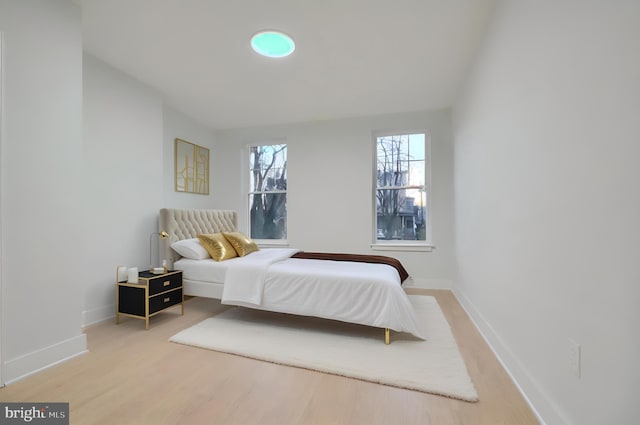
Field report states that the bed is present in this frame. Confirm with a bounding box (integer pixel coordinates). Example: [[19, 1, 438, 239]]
[[159, 208, 425, 343]]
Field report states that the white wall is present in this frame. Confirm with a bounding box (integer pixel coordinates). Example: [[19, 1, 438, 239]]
[[452, 2, 640, 424], [162, 104, 217, 208], [82, 53, 164, 325], [0, 0, 87, 383], [217, 110, 456, 286], [82, 54, 217, 326]]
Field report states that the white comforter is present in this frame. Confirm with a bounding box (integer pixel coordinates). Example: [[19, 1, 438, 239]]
[[222, 248, 300, 305], [220, 248, 425, 339]]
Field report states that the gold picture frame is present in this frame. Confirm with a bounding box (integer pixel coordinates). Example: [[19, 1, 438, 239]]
[[174, 138, 210, 194]]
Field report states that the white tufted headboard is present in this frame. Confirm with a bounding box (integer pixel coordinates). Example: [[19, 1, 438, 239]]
[[159, 208, 238, 269]]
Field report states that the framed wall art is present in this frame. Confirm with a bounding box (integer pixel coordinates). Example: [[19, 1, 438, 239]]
[[174, 138, 209, 195]]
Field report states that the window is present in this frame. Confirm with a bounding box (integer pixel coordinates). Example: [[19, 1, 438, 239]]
[[374, 132, 429, 246], [249, 144, 287, 241]]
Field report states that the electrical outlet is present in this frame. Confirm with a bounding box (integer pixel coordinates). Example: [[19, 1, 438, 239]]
[[569, 339, 581, 378]]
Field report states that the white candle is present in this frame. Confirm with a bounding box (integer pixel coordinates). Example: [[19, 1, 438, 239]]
[[127, 267, 139, 284], [117, 266, 128, 282]]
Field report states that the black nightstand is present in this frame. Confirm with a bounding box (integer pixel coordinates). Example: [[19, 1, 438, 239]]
[[116, 270, 183, 329]]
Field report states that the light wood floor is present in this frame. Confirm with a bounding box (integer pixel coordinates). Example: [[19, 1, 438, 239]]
[[0, 289, 539, 425]]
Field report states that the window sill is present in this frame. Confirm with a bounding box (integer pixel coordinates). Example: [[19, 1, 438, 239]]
[[256, 240, 290, 248], [370, 243, 434, 252]]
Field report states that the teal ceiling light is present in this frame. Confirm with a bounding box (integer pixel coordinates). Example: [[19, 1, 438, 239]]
[[251, 30, 296, 58]]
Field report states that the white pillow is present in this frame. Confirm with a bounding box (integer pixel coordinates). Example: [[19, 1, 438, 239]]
[[170, 238, 211, 260]]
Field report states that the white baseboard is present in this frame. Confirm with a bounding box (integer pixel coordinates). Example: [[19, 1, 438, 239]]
[[452, 287, 568, 425], [3, 334, 88, 385], [405, 277, 453, 289], [82, 304, 115, 328]]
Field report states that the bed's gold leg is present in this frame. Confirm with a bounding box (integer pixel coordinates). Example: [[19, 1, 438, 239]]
[[385, 328, 390, 345]]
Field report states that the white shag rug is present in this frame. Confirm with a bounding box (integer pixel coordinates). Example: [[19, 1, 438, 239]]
[[170, 295, 478, 402]]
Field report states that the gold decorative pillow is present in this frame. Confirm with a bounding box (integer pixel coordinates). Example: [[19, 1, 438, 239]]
[[222, 232, 259, 257], [197, 233, 238, 261]]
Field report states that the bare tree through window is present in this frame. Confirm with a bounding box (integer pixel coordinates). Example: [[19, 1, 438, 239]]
[[376, 133, 427, 241], [249, 144, 287, 239]]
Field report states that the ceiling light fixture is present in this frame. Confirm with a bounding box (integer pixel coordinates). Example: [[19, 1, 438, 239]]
[[251, 30, 295, 58]]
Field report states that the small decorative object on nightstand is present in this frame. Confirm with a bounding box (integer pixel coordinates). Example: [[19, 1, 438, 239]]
[[116, 269, 183, 330], [117, 265, 128, 283]]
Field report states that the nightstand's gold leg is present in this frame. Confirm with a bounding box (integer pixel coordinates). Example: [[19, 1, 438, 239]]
[[115, 281, 120, 325], [385, 328, 390, 345], [145, 318, 149, 330]]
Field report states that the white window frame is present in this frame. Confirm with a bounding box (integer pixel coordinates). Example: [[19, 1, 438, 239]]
[[371, 130, 433, 252], [245, 141, 289, 247]]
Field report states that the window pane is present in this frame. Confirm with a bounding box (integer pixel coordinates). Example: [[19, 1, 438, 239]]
[[376, 189, 426, 241], [408, 160, 425, 186], [249, 144, 287, 192], [408, 133, 425, 160], [249, 193, 287, 239]]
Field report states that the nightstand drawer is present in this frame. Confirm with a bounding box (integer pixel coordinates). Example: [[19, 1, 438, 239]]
[[149, 288, 182, 314], [148, 272, 182, 295], [118, 285, 145, 316]]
